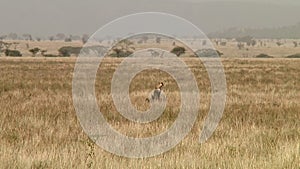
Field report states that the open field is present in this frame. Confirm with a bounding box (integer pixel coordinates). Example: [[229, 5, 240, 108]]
[[0, 57, 299, 168]]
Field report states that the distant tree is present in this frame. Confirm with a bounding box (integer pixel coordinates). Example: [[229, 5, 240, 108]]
[[202, 40, 207, 46], [49, 36, 54, 41], [82, 34, 89, 44], [172, 41, 176, 46], [170, 46, 186, 57], [109, 40, 135, 57], [236, 36, 253, 45], [141, 36, 149, 43], [155, 37, 161, 44], [65, 35, 72, 42], [36, 37, 41, 42], [237, 43, 244, 50], [29, 47, 41, 57], [251, 40, 257, 47], [23, 34, 32, 41], [71, 35, 81, 41], [293, 41, 298, 47], [56, 33, 65, 40], [276, 42, 283, 47], [0, 35, 7, 40], [8, 33, 18, 40]]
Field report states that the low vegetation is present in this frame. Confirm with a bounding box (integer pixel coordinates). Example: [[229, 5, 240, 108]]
[[170, 46, 186, 56], [286, 53, 300, 58], [4, 49, 22, 57], [256, 53, 274, 58], [58, 46, 82, 57], [0, 58, 299, 168]]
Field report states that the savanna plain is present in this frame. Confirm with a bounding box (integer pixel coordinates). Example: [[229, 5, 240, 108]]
[[0, 56, 299, 169]]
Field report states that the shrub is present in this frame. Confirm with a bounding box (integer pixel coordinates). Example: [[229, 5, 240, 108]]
[[44, 54, 60, 57], [29, 47, 40, 57], [256, 54, 273, 58], [58, 46, 82, 57], [195, 49, 223, 58], [170, 46, 186, 57], [4, 49, 22, 57], [286, 53, 300, 58], [109, 40, 135, 57], [81, 46, 107, 55]]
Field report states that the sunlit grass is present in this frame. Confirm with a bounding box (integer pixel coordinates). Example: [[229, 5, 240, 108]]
[[0, 57, 299, 168]]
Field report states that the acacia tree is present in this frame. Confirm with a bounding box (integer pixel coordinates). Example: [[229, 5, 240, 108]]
[[109, 40, 135, 57], [170, 46, 186, 57], [293, 41, 298, 47], [29, 47, 40, 57], [82, 34, 89, 44]]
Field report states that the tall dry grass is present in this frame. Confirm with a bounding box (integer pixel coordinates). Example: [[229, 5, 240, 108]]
[[0, 57, 299, 169]]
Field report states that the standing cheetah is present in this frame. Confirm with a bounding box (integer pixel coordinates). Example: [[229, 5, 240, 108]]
[[146, 82, 164, 102]]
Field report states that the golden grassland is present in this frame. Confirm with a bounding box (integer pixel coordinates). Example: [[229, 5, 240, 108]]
[[0, 57, 299, 169]]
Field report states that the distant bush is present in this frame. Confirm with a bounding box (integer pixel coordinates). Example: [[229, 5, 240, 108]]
[[195, 49, 223, 57], [81, 46, 107, 56], [109, 40, 135, 57], [58, 46, 82, 57], [170, 46, 186, 57], [286, 53, 300, 58], [4, 49, 22, 57], [44, 54, 60, 57], [29, 47, 40, 57], [256, 54, 273, 58], [236, 36, 253, 44]]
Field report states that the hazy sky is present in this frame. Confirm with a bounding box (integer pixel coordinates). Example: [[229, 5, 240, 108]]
[[1, 0, 299, 36]]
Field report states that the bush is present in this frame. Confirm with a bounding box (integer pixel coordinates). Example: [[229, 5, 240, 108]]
[[170, 46, 186, 56], [4, 49, 22, 57], [256, 54, 273, 58], [81, 46, 107, 56], [109, 40, 135, 57], [109, 49, 133, 58], [58, 46, 82, 57], [286, 53, 300, 58], [195, 49, 223, 58], [29, 47, 40, 57], [44, 54, 60, 57]]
